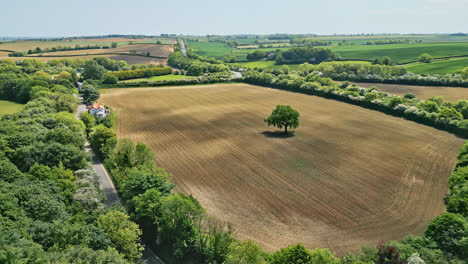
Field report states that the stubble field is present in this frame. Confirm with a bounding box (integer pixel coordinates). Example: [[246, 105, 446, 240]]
[[100, 83, 463, 255]]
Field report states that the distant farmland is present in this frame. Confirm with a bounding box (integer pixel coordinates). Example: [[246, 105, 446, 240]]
[[0, 43, 173, 65], [351, 82, 468, 101], [101, 83, 462, 255], [0, 37, 152, 52], [331, 42, 468, 63], [406, 58, 468, 75]]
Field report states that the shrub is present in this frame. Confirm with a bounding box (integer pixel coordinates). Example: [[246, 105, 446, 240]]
[[102, 73, 118, 84], [112, 67, 172, 80]]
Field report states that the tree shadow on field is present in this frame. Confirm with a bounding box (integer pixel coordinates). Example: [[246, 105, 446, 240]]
[[261, 130, 296, 138]]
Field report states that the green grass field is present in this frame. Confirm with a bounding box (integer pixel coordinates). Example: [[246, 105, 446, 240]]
[[0, 100, 24, 116], [187, 41, 236, 60], [187, 41, 290, 61], [406, 58, 468, 75], [119, 74, 197, 83], [332, 42, 468, 63]]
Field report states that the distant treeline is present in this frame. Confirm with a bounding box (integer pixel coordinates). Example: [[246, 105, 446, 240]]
[[111, 66, 172, 81], [246, 47, 339, 65], [8, 44, 118, 57]]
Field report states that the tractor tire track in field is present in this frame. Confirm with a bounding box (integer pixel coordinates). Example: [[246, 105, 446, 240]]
[[101, 83, 463, 255]]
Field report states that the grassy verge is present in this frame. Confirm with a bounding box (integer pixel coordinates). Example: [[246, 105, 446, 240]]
[[0, 100, 24, 116], [119, 74, 197, 83]]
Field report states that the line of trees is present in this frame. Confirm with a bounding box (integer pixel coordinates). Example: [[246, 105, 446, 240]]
[[275, 47, 339, 64], [365, 39, 411, 45], [297, 61, 468, 87], [111, 66, 172, 80], [0, 63, 143, 262], [168, 50, 230, 76], [290, 38, 330, 47]]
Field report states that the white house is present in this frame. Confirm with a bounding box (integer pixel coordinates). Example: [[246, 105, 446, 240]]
[[88, 102, 109, 120]]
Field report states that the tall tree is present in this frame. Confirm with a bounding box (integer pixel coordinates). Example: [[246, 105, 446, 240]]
[[97, 210, 144, 261], [264, 105, 300, 135]]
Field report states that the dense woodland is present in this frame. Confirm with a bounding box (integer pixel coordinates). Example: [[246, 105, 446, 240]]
[[1, 46, 468, 263]]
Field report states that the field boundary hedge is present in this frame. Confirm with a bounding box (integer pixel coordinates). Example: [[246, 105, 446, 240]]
[[101, 78, 238, 88], [23, 52, 168, 59], [111, 66, 172, 80]]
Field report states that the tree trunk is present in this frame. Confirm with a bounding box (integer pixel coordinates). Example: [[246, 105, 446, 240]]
[[284, 126, 288, 135]]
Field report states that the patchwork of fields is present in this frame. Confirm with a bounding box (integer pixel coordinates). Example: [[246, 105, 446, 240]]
[[0, 39, 174, 65], [101, 83, 463, 255], [331, 42, 468, 63]]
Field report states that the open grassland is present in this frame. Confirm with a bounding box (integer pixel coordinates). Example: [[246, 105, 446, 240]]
[[119, 74, 197, 83], [332, 42, 468, 63], [188, 41, 235, 59], [101, 83, 463, 255], [351, 82, 468, 101], [188, 41, 289, 61], [406, 58, 468, 75], [0, 100, 24, 116]]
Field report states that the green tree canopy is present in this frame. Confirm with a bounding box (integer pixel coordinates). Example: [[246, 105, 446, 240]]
[[82, 60, 106, 80], [418, 53, 433, 63], [97, 210, 144, 261], [264, 105, 300, 135]]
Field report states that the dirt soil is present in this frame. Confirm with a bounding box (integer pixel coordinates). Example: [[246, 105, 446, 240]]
[[100, 83, 463, 255], [352, 82, 468, 102]]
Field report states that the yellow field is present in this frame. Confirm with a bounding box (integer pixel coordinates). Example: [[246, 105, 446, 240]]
[[101, 83, 462, 255]]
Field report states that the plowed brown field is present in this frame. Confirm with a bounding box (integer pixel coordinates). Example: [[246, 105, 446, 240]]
[[351, 82, 468, 101], [100, 83, 463, 255]]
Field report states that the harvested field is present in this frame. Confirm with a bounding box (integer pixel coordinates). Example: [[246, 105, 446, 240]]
[[23, 44, 172, 64], [0, 38, 152, 52], [100, 83, 463, 255], [0, 51, 10, 60], [108, 44, 173, 57], [26, 44, 172, 57], [351, 82, 468, 101], [9, 54, 167, 65]]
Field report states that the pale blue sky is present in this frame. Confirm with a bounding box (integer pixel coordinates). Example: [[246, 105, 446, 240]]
[[1, 0, 467, 37]]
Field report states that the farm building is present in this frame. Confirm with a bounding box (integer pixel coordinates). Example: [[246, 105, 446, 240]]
[[88, 102, 109, 120]]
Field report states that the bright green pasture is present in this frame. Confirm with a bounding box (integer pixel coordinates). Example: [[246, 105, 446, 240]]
[[406, 58, 468, 75], [0, 100, 24, 116], [331, 42, 468, 63]]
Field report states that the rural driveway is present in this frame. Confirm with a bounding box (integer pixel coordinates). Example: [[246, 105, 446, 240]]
[[179, 39, 187, 57], [75, 96, 121, 208], [74, 96, 165, 264]]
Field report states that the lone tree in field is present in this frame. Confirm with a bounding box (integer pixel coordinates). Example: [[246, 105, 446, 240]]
[[264, 105, 300, 135], [419, 53, 433, 63]]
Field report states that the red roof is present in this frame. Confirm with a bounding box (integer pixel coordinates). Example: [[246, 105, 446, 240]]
[[88, 103, 105, 110]]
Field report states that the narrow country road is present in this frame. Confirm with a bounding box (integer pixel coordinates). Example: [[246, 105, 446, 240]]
[[75, 96, 165, 264], [75, 97, 121, 208], [179, 39, 187, 57]]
